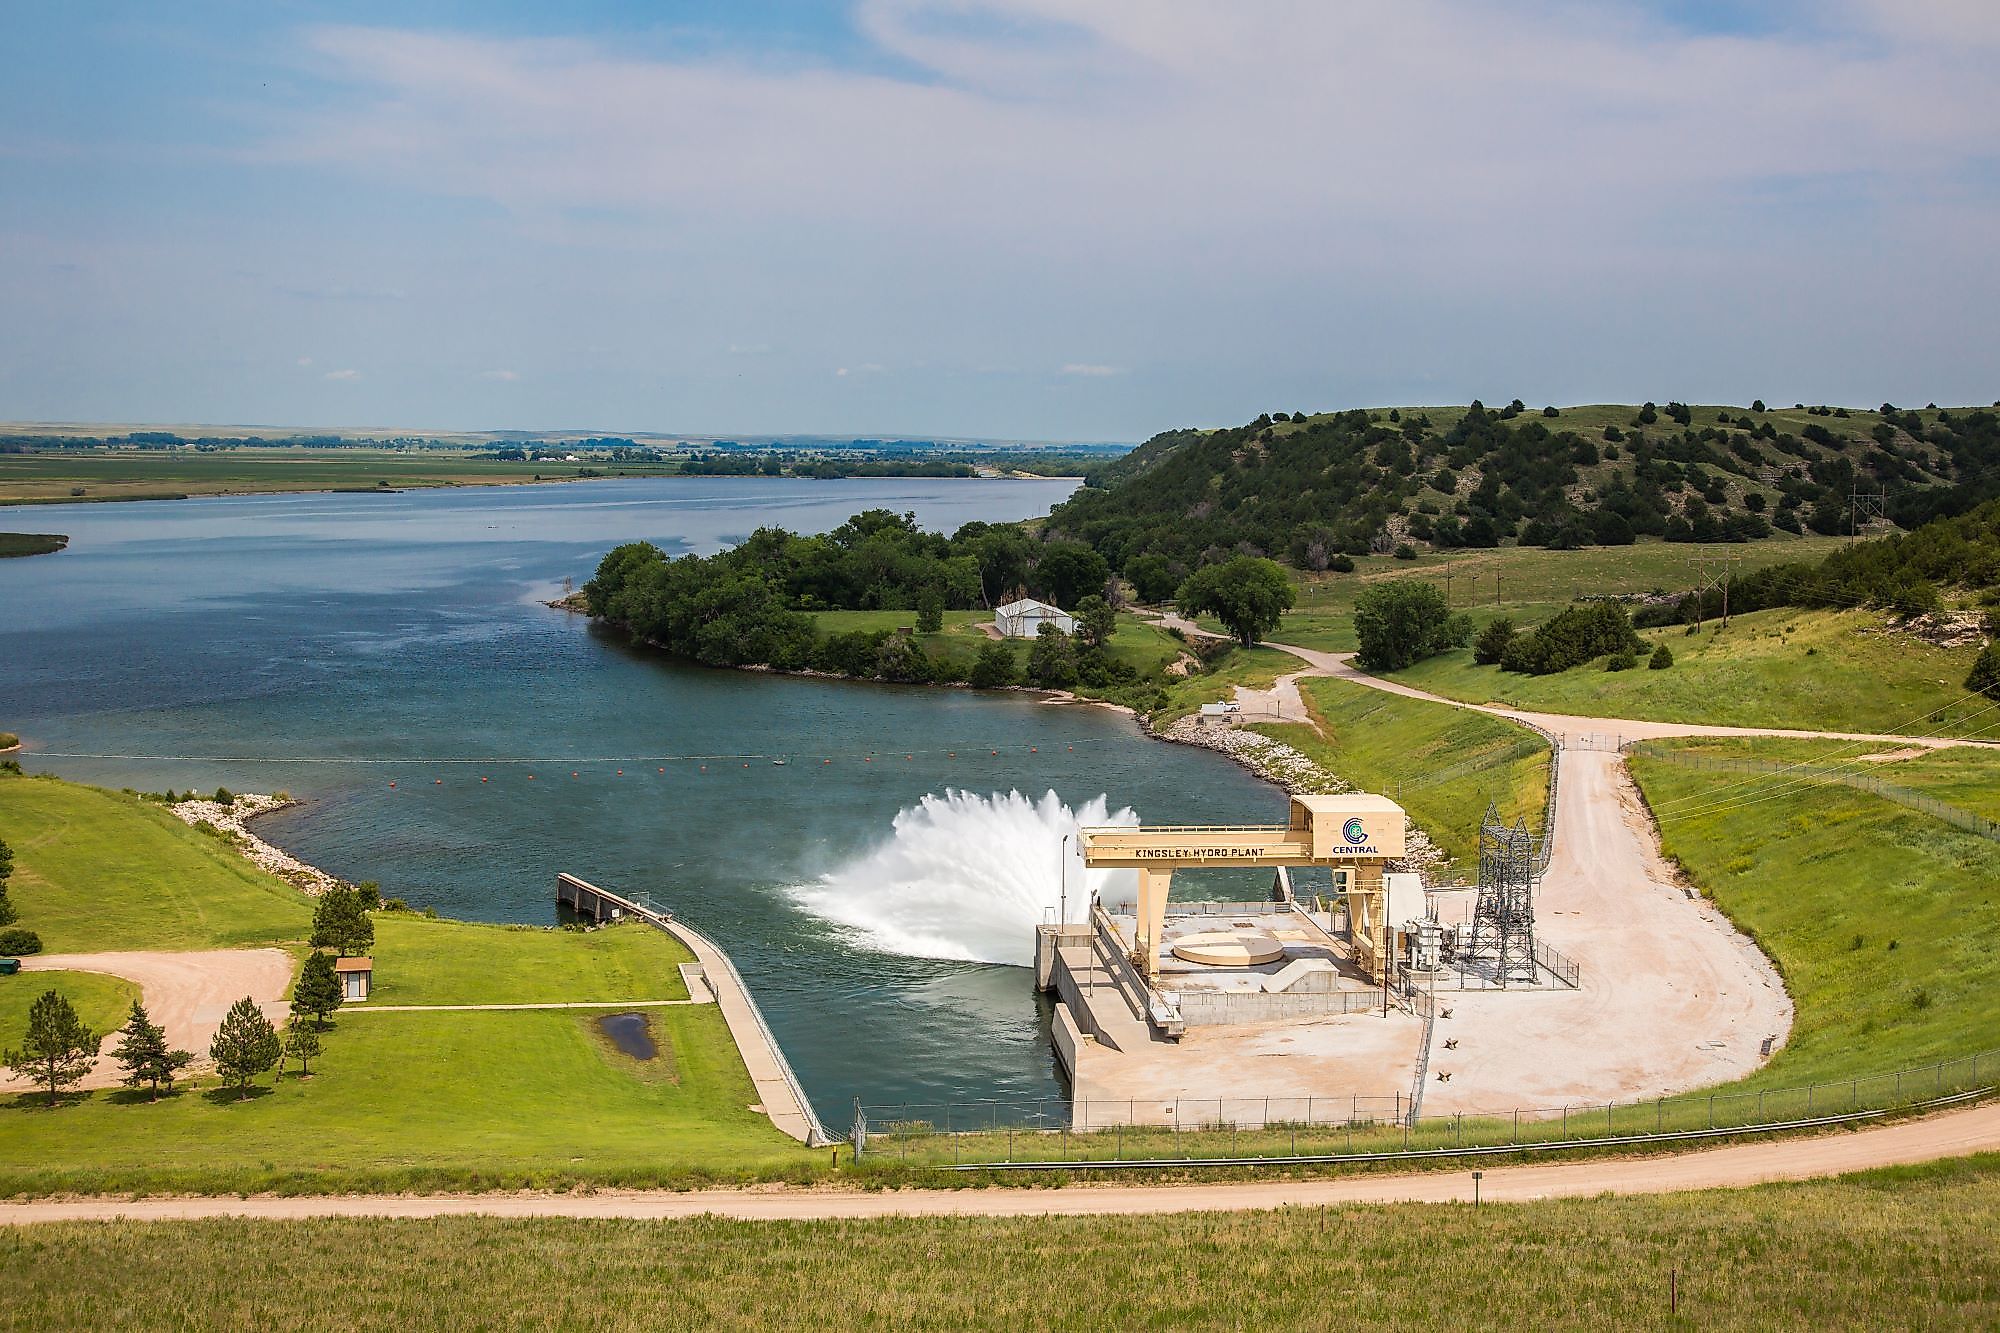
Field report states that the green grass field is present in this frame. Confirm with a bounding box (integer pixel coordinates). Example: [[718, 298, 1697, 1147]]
[[0, 972, 140, 1055], [2, 1157, 1994, 1328], [0, 777, 308, 952], [365, 916, 691, 1006], [0, 771, 806, 1193], [1390, 608, 1986, 735], [1153, 645, 1296, 723], [1249, 675, 1549, 870], [1630, 739, 2000, 1086]]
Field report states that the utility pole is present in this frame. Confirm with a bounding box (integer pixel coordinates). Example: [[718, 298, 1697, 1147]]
[[1444, 572, 1454, 607], [1849, 484, 1886, 546]]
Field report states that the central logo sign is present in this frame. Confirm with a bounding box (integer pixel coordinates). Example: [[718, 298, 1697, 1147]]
[[1342, 817, 1369, 846]]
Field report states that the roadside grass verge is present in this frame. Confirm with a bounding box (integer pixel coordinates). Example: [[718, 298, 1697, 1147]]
[[1390, 607, 1986, 735], [364, 916, 692, 1006], [2, 1156, 1995, 1328], [1249, 675, 1548, 870], [0, 775, 308, 952], [1630, 739, 2000, 1087], [0, 972, 140, 1053]]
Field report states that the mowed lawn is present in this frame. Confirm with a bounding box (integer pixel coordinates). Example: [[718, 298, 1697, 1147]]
[[2, 1158, 1995, 1328], [1630, 740, 2000, 1086], [1391, 608, 1986, 735], [0, 777, 308, 951], [0, 971, 139, 1053], [365, 916, 692, 1006], [0, 772, 807, 1191], [1251, 675, 1549, 871]]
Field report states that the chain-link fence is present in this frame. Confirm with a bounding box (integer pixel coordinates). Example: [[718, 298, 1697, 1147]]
[[850, 1047, 1996, 1168]]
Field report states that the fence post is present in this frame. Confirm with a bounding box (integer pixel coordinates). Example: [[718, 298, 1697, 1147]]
[[1708, 1094, 1714, 1129]]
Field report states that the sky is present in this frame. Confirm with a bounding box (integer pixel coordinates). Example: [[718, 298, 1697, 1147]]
[[2, 1, 1996, 442]]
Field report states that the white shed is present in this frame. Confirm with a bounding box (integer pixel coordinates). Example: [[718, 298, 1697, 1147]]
[[994, 598, 1075, 639]]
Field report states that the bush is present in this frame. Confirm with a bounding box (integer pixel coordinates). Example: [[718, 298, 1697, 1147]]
[[213, 787, 234, 806], [969, 641, 1019, 689], [1393, 544, 1417, 560], [1353, 581, 1457, 671], [1649, 643, 1674, 670], [0, 927, 43, 955], [1605, 652, 1637, 671], [1472, 616, 1517, 666], [1501, 602, 1644, 675], [1968, 641, 2000, 699], [1327, 554, 1355, 573]]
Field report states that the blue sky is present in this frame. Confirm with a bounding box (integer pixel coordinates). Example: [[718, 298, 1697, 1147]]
[[3, 1, 1995, 440]]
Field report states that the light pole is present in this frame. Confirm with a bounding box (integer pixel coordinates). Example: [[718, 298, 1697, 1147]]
[[1059, 832, 1071, 926]]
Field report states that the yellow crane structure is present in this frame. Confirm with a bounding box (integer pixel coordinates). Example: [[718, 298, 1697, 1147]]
[[1080, 793, 1408, 982]]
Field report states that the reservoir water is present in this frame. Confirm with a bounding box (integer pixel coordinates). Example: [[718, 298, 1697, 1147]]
[[0, 477, 1281, 1122]]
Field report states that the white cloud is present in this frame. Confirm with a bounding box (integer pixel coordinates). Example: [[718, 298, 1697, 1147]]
[[1060, 363, 1119, 377], [323, 368, 359, 381], [295, 356, 313, 367], [481, 369, 518, 381]]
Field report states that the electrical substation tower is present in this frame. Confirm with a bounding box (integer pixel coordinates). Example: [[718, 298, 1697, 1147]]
[[1467, 802, 1539, 986]]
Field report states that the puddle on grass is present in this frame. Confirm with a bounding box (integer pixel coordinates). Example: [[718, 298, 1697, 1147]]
[[596, 1012, 658, 1061]]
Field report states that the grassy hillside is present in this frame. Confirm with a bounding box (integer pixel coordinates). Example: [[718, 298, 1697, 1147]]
[[1630, 738, 2000, 1086], [4, 1158, 1996, 1328], [0, 771, 806, 1193], [1053, 401, 1994, 583], [0, 972, 139, 1053], [1390, 608, 1985, 736], [1251, 675, 1549, 870], [0, 777, 308, 952]]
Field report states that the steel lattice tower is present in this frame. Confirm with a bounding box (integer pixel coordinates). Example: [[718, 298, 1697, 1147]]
[[1468, 801, 1538, 985]]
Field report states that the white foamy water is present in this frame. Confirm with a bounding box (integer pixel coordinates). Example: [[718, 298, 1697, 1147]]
[[789, 789, 1141, 965]]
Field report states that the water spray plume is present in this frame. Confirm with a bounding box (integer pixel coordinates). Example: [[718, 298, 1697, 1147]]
[[790, 789, 1139, 965]]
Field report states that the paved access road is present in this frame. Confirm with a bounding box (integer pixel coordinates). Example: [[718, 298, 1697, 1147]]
[[0, 1100, 1993, 1224]]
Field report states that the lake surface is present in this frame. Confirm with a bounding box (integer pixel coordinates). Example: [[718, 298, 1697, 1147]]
[[0, 477, 1281, 1124]]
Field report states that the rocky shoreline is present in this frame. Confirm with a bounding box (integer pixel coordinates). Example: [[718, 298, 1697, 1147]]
[[169, 793, 343, 896]]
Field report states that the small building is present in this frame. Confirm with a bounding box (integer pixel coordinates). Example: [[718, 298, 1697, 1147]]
[[994, 598, 1075, 639], [333, 956, 373, 1002]]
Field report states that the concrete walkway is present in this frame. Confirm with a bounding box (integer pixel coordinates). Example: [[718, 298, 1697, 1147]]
[[343, 1000, 698, 1013]]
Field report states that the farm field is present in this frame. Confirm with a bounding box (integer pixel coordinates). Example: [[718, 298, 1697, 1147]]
[[0, 447, 677, 505], [0, 772, 806, 1194], [1392, 608, 1986, 736], [2, 1156, 1995, 1328]]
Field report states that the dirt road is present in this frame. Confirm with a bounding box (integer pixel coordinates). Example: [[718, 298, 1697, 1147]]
[[0, 1099, 1992, 1224], [1, 950, 292, 1092]]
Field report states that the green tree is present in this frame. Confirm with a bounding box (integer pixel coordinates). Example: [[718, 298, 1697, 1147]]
[[914, 589, 944, 634], [5, 989, 96, 1107], [969, 641, 1019, 689], [1175, 557, 1295, 648], [1033, 542, 1111, 610], [210, 996, 281, 1098], [310, 885, 374, 957], [283, 1016, 323, 1078], [1967, 641, 2000, 699], [1352, 580, 1456, 671], [110, 999, 193, 1099], [1649, 643, 1675, 670], [1073, 595, 1116, 649], [1123, 555, 1179, 605], [291, 951, 345, 1031], [0, 834, 15, 927], [1025, 623, 1079, 688], [1472, 616, 1517, 666]]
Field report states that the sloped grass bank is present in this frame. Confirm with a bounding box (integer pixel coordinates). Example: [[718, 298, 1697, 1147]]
[[2, 1158, 1995, 1328]]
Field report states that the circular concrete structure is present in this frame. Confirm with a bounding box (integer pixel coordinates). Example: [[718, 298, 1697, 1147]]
[[1170, 932, 1286, 967]]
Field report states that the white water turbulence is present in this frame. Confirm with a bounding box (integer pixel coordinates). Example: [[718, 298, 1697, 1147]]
[[790, 789, 1140, 966]]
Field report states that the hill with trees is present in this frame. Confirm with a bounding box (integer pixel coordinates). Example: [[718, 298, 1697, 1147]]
[[1045, 401, 2000, 586]]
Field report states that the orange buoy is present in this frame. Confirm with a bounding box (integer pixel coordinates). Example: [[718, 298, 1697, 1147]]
[[481, 776, 489, 783], [1031, 746, 1038, 753], [616, 769, 623, 776], [389, 782, 396, 788], [435, 779, 442, 785]]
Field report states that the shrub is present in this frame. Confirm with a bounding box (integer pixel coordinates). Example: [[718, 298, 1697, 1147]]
[[1392, 544, 1417, 560], [213, 787, 235, 806], [1605, 652, 1637, 671], [969, 641, 1019, 689], [1354, 581, 1457, 671], [1327, 554, 1355, 573], [1501, 602, 1644, 675], [1649, 643, 1674, 670], [0, 927, 43, 955], [1472, 617, 1516, 666]]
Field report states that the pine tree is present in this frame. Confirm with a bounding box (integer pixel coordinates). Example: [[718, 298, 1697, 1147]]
[[0, 835, 15, 927], [210, 996, 280, 1098], [291, 951, 345, 1031], [283, 1017, 322, 1077], [4, 989, 97, 1106], [310, 885, 374, 957], [110, 999, 193, 1099]]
